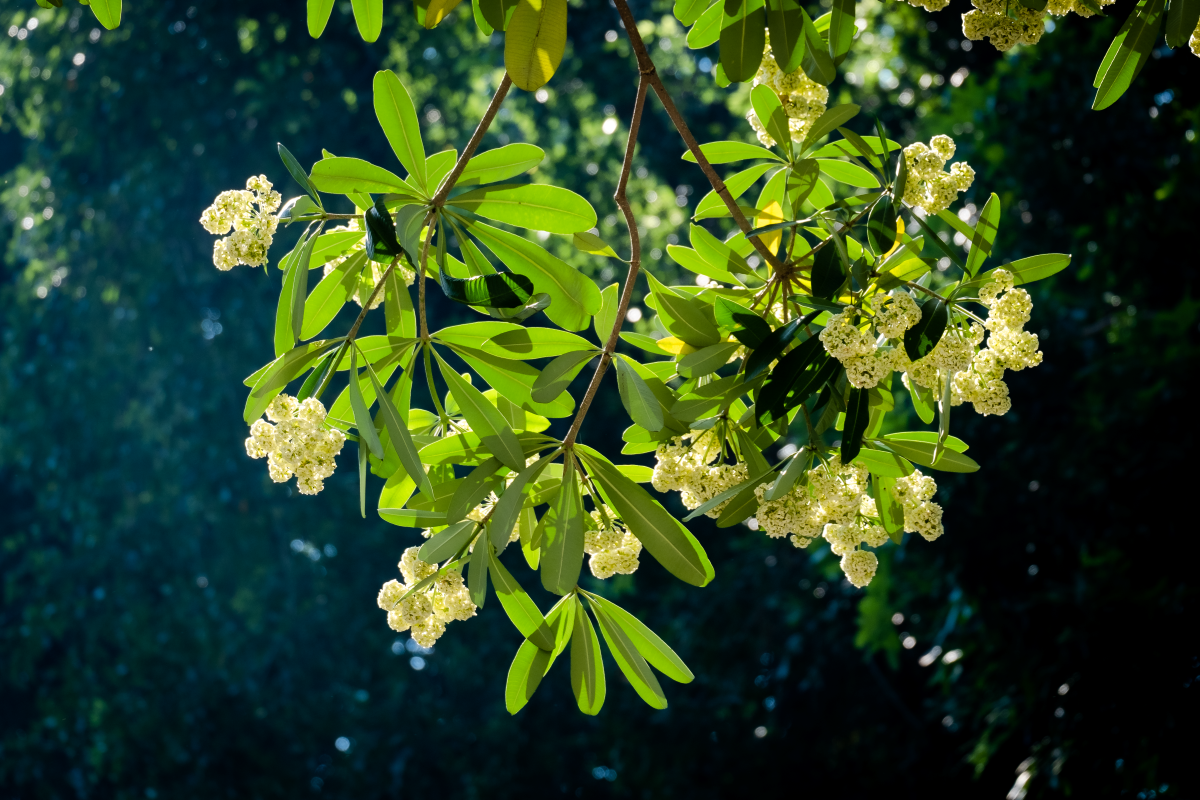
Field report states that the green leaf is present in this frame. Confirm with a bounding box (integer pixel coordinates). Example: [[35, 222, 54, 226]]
[[687, 1, 724, 48], [490, 549, 557, 649], [302, 251, 366, 341], [451, 184, 597, 234], [367, 359, 433, 495], [532, 350, 596, 403], [720, 0, 768, 82], [244, 340, 343, 423], [451, 345, 576, 417], [681, 141, 782, 164], [841, 386, 869, 463], [903, 296, 948, 362], [278, 143, 324, 207], [810, 238, 847, 299], [378, 508, 447, 527], [767, 0, 806, 72], [580, 449, 715, 587], [89, 0, 121, 30], [469, 532, 489, 607], [964, 193, 1000, 276], [909, 204, 967, 274], [505, 0, 568, 91], [866, 195, 899, 257], [483, 328, 596, 359], [435, 353, 526, 471], [364, 201, 403, 263], [750, 84, 791, 156], [385, 266, 417, 338], [479, 0, 520, 29], [872, 475, 906, 543], [852, 447, 914, 477], [1166, 0, 1200, 47], [645, 273, 722, 347], [755, 335, 823, 421], [811, 133, 901, 160], [763, 446, 808, 501], [615, 355, 666, 432], [668, 246, 740, 285], [292, 224, 321, 339], [693, 163, 775, 219], [675, 0, 714, 25], [349, 349, 384, 460], [447, 457, 502, 524], [458, 143, 544, 186], [678, 342, 741, 379], [620, 332, 672, 356], [586, 596, 668, 709], [275, 242, 303, 356], [505, 639, 553, 714], [744, 319, 801, 381], [828, 0, 855, 58], [308, 0, 336, 36], [584, 593, 694, 683], [351, 0, 383, 40], [572, 232, 620, 261], [880, 438, 980, 473], [961, 254, 1072, 290], [373, 70, 427, 190], [799, 8, 835, 85], [1093, 0, 1165, 110], [802, 104, 861, 152], [490, 451, 559, 554], [816, 158, 879, 188], [419, 520, 478, 562], [438, 270, 535, 309], [908, 377, 936, 424], [541, 456, 584, 595], [464, 220, 602, 332], [594, 282, 621, 344], [569, 596, 606, 715], [882, 430, 968, 452], [310, 158, 420, 197]]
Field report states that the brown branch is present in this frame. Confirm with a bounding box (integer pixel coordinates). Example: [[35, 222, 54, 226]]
[[431, 73, 514, 206], [562, 75, 650, 450], [611, 0, 784, 275]]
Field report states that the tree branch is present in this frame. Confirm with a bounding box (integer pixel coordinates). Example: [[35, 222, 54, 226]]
[[611, 0, 785, 275], [431, 73, 514, 206], [562, 75, 650, 450]]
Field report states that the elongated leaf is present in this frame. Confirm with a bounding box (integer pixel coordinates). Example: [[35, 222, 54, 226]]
[[687, 1, 724, 47], [310, 158, 419, 196], [447, 457, 502, 524], [439, 269, 535, 309], [489, 550, 557, 649], [245, 340, 343, 423], [542, 456, 584, 595], [675, 0, 713, 25], [961, 254, 1071, 291], [767, 0, 806, 72], [828, 0, 855, 58], [581, 450, 715, 587], [378, 508, 447, 526], [682, 141, 782, 164], [750, 84, 791, 156], [880, 438, 979, 473], [799, 8, 835, 84], [810, 238, 847, 299], [89, 0, 122, 29], [693, 162, 776, 219], [465, 220, 601, 332], [903, 296, 948, 362], [1093, 0, 1165, 110], [866, 195, 899, 257], [278, 143, 324, 207], [585, 594, 693, 683], [593, 282, 621, 345], [570, 596, 606, 715], [755, 335, 822, 421], [506, 639, 553, 714], [349, 349, 384, 459], [480, 0, 520, 29], [275, 243, 303, 356], [308, 0, 336, 36], [745, 319, 801, 381], [458, 143, 545, 186], [452, 184, 597, 234], [490, 451, 559, 552], [646, 273, 722, 347], [908, 376, 935, 424], [532, 350, 596, 403], [291, 227, 324, 341], [802, 104, 861, 152], [763, 446, 808, 500], [364, 201, 403, 263], [435, 354, 525, 471], [872, 475, 906, 543], [720, 0, 767, 83], [1166, 0, 1200, 47], [505, 0, 568, 91], [964, 193, 1000, 276], [852, 447, 913, 477], [682, 465, 772, 521], [882, 430, 968, 453], [469, 531, 489, 607], [484, 328, 596, 359], [452, 345, 576, 417], [373, 70, 427, 190], [367, 361, 432, 495], [678, 342, 740, 379], [615, 355, 666, 432], [816, 158, 879, 188], [812, 133, 901, 160], [588, 597, 667, 709], [351, 0, 383, 40], [416, 0, 465, 28], [302, 251, 367, 341], [419, 520, 478, 563]]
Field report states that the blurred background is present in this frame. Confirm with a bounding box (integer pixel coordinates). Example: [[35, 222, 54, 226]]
[[1, 0, 1197, 796]]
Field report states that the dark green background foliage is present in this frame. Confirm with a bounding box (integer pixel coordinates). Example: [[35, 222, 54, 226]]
[[1, 0, 1197, 796]]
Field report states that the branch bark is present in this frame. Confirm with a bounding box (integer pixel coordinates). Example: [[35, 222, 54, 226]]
[[432, 73, 514, 206]]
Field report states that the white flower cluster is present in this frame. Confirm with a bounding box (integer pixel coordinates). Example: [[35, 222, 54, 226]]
[[818, 295, 920, 389], [952, 268, 1043, 416], [899, 320, 984, 395], [892, 470, 944, 542], [652, 432, 749, 518], [746, 31, 830, 147], [584, 509, 643, 579], [901, 0, 950, 10], [1045, 0, 1115, 18], [322, 218, 415, 309], [377, 547, 476, 648], [245, 394, 346, 495], [901, 135, 975, 215], [200, 175, 282, 270], [753, 456, 888, 587], [963, 0, 1046, 52], [1192, 19, 1200, 57]]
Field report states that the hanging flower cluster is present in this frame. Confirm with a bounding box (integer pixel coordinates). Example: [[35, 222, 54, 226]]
[[892, 470, 945, 542], [584, 509, 643, 579], [377, 547, 477, 648], [245, 394, 346, 495], [199, 175, 282, 270], [962, 0, 1046, 52], [901, 135, 975, 215], [746, 31, 830, 147], [652, 432, 750, 518]]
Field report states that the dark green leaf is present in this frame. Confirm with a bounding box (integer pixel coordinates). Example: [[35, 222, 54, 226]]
[[755, 336, 824, 422], [1166, 0, 1200, 47], [532, 351, 597, 404], [468, 532, 489, 607], [719, 0, 767, 83], [479, 0, 519, 30], [349, 348, 384, 460], [909, 210, 966, 273], [866, 195, 899, 257], [615, 356, 666, 432], [364, 200, 403, 262], [964, 193, 1000, 276], [903, 296, 948, 362], [766, 0, 806, 72], [278, 143, 323, 207], [1093, 0, 1164, 110], [438, 270, 535, 309], [799, 8, 835, 84], [811, 239, 847, 299], [744, 319, 802, 381], [827, 0, 855, 58], [419, 520, 478, 563], [366, 358, 432, 496]]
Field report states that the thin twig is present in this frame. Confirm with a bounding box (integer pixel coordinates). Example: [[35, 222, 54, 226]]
[[431, 73, 514, 206], [611, 0, 784, 275], [562, 75, 650, 450], [313, 256, 399, 400]]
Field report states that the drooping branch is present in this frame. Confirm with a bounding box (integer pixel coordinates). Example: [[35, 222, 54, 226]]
[[611, 0, 785, 275], [561, 75, 651, 450]]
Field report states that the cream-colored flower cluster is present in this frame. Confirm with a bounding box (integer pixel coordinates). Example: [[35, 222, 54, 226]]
[[901, 135, 975, 216], [818, 295, 920, 389], [322, 218, 415, 309], [899, 320, 984, 395], [746, 31, 830, 148], [1045, 0, 1115, 18], [1192, 19, 1200, 57], [200, 175, 282, 270], [891, 470, 944, 541], [377, 547, 476, 647], [245, 394, 346, 495], [963, 0, 1045, 52], [952, 268, 1043, 416], [753, 456, 888, 587], [901, 0, 950, 10], [651, 432, 748, 519], [585, 509, 643, 579]]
